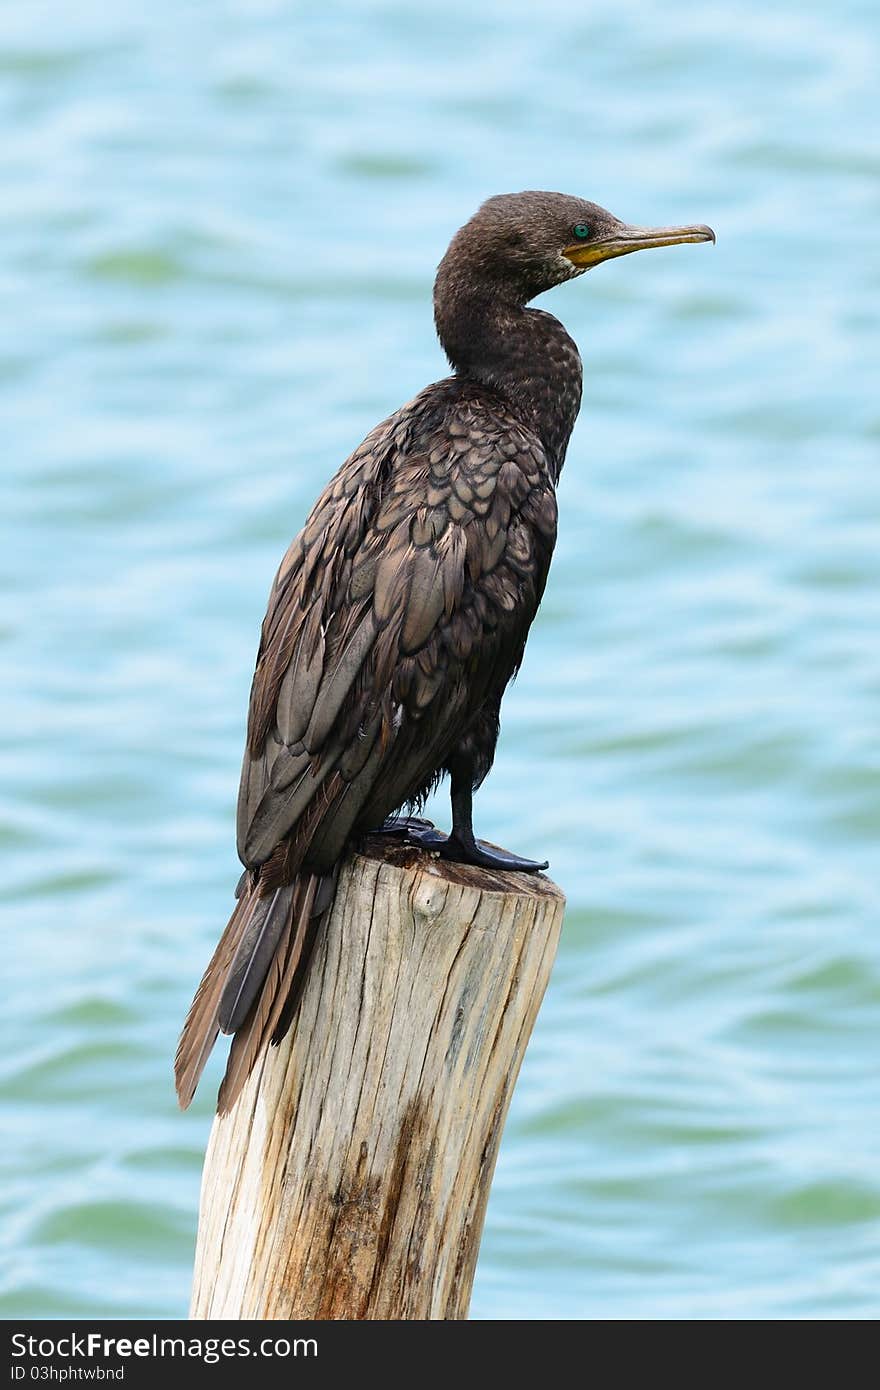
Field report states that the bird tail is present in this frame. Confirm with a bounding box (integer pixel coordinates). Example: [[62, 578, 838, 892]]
[[174, 867, 337, 1114]]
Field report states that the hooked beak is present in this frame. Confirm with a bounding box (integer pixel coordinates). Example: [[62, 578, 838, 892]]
[[563, 221, 715, 268]]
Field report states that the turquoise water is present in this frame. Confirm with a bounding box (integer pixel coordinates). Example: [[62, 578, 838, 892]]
[[3, 0, 879, 1320]]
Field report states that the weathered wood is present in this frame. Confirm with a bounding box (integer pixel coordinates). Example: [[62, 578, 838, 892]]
[[190, 837, 564, 1320]]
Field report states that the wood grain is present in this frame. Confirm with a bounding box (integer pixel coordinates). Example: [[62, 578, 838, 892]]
[[190, 838, 564, 1320]]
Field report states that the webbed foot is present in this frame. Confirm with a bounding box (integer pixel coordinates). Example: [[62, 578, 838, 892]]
[[439, 830, 548, 873], [373, 816, 547, 873]]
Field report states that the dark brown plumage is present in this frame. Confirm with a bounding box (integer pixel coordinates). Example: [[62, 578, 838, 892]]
[[175, 191, 714, 1112]]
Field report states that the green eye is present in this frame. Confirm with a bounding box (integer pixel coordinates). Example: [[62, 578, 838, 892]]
[[573, 223, 591, 239]]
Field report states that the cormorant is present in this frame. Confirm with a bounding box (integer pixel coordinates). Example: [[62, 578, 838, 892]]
[[175, 191, 714, 1112]]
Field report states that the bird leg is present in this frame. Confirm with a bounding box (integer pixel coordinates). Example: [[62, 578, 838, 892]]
[[373, 771, 548, 873], [442, 766, 549, 872]]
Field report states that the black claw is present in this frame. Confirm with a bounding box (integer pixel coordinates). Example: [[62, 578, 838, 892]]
[[405, 827, 451, 851], [374, 815, 437, 837]]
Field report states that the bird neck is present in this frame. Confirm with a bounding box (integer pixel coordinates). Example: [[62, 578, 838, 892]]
[[434, 287, 582, 478]]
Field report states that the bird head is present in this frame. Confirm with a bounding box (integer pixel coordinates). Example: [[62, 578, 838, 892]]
[[439, 191, 715, 304]]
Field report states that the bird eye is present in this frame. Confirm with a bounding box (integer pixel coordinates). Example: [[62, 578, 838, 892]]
[[572, 224, 591, 239]]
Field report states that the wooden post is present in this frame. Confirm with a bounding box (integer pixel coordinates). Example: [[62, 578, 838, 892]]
[[189, 837, 564, 1321]]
